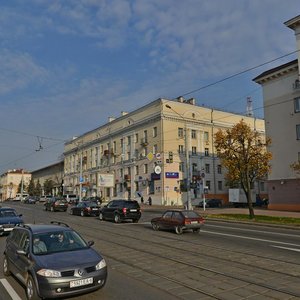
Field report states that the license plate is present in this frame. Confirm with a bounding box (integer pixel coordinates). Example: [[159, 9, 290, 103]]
[[191, 221, 198, 224], [70, 277, 93, 288], [130, 209, 137, 212], [92, 208, 98, 210]]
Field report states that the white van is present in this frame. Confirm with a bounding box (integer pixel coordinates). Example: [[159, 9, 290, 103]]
[[63, 194, 78, 204], [14, 193, 29, 201]]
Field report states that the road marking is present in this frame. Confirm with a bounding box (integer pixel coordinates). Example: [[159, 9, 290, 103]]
[[0, 279, 22, 300], [270, 245, 300, 252], [202, 230, 300, 247]]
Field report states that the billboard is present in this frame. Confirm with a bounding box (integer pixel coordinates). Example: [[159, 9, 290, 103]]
[[98, 174, 115, 187]]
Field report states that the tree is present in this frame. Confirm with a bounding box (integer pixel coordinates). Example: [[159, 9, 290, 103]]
[[34, 179, 42, 196], [28, 178, 35, 196], [290, 161, 300, 176], [43, 179, 54, 195], [214, 120, 272, 219]]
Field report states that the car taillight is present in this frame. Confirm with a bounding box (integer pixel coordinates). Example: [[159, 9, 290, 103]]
[[184, 220, 191, 225], [55, 201, 59, 206], [122, 207, 127, 214], [87, 207, 91, 211]]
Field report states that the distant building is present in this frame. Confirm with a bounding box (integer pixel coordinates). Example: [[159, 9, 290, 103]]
[[31, 161, 64, 196], [253, 15, 300, 211], [63, 97, 265, 206], [0, 169, 31, 201]]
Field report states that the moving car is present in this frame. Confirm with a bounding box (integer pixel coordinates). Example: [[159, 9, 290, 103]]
[[24, 196, 39, 204], [44, 198, 68, 212], [151, 210, 205, 234], [70, 201, 101, 217], [3, 221, 107, 300], [197, 198, 223, 208], [99, 200, 141, 223], [0, 207, 23, 236]]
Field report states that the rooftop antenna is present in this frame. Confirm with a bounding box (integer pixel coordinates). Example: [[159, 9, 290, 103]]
[[35, 136, 43, 151], [246, 96, 254, 117]]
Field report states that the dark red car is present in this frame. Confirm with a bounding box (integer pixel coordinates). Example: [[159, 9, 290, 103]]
[[151, 210, 205, 234]]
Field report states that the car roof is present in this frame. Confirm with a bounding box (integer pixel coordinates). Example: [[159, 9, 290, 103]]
[[17, 223, 72, 234], [0, 207, 16, 211]]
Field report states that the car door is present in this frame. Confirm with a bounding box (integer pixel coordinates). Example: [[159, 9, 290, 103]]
[[74, 203, 83, 215], [160, 211, 173, 229], [103, 200, 118, 220]]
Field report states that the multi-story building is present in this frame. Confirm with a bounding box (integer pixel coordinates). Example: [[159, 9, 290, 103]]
[[63, 97, 265, 206], [253, 15, 300, 211], [64, 97, 265, 205], [0, 169, 31, 201], [31, 161, 64, 196]]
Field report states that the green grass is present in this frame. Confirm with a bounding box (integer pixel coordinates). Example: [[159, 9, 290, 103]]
[[206, 214, 300, 226]]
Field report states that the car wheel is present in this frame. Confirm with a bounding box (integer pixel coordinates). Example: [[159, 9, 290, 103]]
[[151, 222, 159, 231], [3, 255, 11, 276], [99, 213, 104, 221], [193, 228, 201, 234], [175, 226, 183, 235], [81, 210, 85, 217], [114, 214, 121, 223], [26, 274, 40, 300]]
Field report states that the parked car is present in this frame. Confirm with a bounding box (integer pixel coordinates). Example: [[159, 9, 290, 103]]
[[3, 221, 107, 299], [99, 199, 141, 223], [39, 195, 53, 203], [151, 210, 205, 234], [44, 198, 68, 212], [63, 194, 78, 204], [70, 201, 101, 217], [83, 196, 102, 206], [24, 196, 39, 204], [0, 207, 23, 236], [197, 199, 223, 208]]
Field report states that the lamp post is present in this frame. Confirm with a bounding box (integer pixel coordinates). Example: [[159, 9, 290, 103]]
[[165, 104, 192, 210]]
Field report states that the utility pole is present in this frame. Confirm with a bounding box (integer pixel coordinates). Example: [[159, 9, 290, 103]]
[[79, 151, 83, 202]]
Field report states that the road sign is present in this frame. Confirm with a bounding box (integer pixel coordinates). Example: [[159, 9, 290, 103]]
[[147, 152, 154, 161], [154, 165, 161, 174]]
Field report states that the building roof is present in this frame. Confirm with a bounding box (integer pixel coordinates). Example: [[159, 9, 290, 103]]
[[284, 15, 300, 29], [252, 59, 298, 84]]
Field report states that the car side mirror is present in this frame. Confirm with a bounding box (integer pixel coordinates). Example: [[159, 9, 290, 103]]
[[87, 240, 94, 247]]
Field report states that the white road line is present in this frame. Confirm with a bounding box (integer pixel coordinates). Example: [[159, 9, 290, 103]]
[[270, 245, 300, 252], [202, 230, 300, 247], [0, 279, 22, 300]]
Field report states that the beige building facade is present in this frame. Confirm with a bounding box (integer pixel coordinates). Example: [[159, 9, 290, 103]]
[[254, 15, 300, 211], [63, 98, 265, 206], [0, 169, 31, 201]]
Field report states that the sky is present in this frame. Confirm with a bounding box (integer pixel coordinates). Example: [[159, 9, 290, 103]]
[[0, 0, 299, 174]]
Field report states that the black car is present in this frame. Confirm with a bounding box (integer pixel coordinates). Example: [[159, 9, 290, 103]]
[[197, 198, 223, 208], [83, 196, 102, 206], [3, 221, 107, 300], [0, 207, 23, 236], [99, 200, 141, 223], [44, 198, 68, 212], [70, 201, 101, 217], [24, 196, 39, 204]]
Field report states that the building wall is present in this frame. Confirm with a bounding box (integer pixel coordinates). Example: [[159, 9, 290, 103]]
[[63, 98, 265, 206]]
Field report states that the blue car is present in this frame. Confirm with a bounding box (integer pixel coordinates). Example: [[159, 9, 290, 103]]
[[0, 207, 23, 236]]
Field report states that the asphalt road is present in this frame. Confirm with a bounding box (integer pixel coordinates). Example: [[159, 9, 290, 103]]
[[1, 202, 300, 300]]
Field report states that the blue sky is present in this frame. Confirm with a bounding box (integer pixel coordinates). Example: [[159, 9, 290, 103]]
[[0, 0, 299, 174]]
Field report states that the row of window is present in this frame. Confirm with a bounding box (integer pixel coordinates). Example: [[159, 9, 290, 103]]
[[178, 128, 209, 140]]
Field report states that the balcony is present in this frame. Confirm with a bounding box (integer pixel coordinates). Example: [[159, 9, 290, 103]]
[[140, 138, 148, 147], [124, 174, 130, 181]]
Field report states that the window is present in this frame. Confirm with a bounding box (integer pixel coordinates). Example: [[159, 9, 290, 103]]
[[297, 124, 300, 140], [144, 164, 148, 174], [217, 165, 222, 174], [178, 145, 184, 154], [191, 130, 196, 139], [205, 164, 210, 173], [135, 165, 139, 175], [178, 128, 184, 138], [179, 162, 184, 172], [153, 144, 158, 154], [192, 146, 197, 155], [153, 127, 157, 137], [206, 180, 211, 190], [135, 133, 139, 143], [260, 181, 265, 192], [294, 97, 300, 113], [127, 136, 131, 146], [143, 130, 148, 141], [205, 148, 209, 156], [204, 131, 209, 141], [192, 163, 197, 172], [218, 181, 223, 191]]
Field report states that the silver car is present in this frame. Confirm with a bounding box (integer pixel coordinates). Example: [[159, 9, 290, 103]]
[[3, 221, 107, 300]]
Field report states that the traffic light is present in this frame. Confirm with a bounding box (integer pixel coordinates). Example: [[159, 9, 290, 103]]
[[168, 151, 173, 163]]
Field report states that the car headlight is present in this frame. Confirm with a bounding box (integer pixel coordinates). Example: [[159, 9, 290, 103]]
[[95, 259, 106, 270], [37, 269, 61, 277]]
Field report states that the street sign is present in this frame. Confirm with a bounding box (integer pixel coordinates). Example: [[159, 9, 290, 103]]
[[155, 153, 161, 159], [147, 152, 154, 161], [154, 165, 161, 174]]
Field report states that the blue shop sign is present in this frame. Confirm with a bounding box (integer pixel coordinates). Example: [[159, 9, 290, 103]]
[[165, 172, 179, 179]]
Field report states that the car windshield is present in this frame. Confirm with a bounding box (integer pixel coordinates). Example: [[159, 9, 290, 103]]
[[32, 230, 88, 255], [0, 210, 17, 217], [181, 211, 200, 218], [126, 201, 139, 208]]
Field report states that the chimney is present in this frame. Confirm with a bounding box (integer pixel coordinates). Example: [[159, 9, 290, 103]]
[[121, 111, 128, 116], [177, 96, 185, 103], [108, 116, 115, 122], [187, 98, 196, 105]]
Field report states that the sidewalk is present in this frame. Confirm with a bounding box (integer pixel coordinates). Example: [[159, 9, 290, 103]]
[[141, 204, 300, 219]]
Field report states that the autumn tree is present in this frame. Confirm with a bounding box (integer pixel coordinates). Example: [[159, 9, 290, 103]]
[[214, 120, 272, 219], [290, 161, 300, 176], [27, 178, 35, 196]]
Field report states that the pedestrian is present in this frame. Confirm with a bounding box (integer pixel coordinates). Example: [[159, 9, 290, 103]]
[[141, 196, 144, 204], [148, 196, 152, 206]]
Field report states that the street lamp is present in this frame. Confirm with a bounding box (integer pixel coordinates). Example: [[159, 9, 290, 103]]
[[165, 104, 192, 210]]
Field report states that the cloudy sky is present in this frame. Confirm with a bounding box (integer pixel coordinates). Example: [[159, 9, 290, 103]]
[[0, 0, 299, 174]]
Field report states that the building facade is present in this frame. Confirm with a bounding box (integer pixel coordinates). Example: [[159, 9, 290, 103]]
[[63, 98, 265, 206], [253, 15, 300, 211], [0, 169, 31, 201], [31, 161, 64, 196]]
